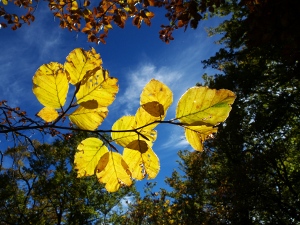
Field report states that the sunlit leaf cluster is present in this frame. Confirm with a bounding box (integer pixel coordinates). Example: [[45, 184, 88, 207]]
[[32, 48, 235, 192], [32, 48, 118, 130]]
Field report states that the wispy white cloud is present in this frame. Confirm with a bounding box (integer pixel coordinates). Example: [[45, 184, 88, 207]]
[[21, 5, 67, 61], [115, 63, 182, 115], [161, 134, 190, 150], [0, 54, 35, 107], [157, 124, 191, 151]]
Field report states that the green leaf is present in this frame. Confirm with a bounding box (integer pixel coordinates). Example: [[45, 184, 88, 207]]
[[176, 86, 236, 126]]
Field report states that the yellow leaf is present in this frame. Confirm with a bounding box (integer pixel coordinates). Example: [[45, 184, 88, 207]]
[[146, 11, 155, 19], [140, 79, 173, 119], [96, 152, 132, 192], [176, 86, 236, 126], [111, 115, 137, 147], [126, 140, 149, 152], [37, 107, 59, 122], [142, 102, 164, 117], [75, 138, 108, 177], [112, 115, 156, 150], [104, 24, 113, 32], [70, 0, 78, 10], [135, 107, 159, 136], [69, 106, 108, 130], [76, 69, 118, 108], [64, 48, 102, 85], [2, 0, 8, 5], [184, 125, 218, 151], [32, 62, 68, 109], [123, 146, 160, 180]]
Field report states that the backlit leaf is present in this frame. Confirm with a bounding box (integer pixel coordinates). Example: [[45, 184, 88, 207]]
[[135, 107, 159, 136], [141, 102, 164, 117], [75, 138, 108, 177], [76, 69, 118, 108], [96, 152, 132, 192], [140, 79, 173, 118], [126, 140, 149, 152], [123, 146, 160, 180], [176, 86, 236, 126], [37, 107, 59, 122], [32, 62, 68, 109], [64, 48, 102, 85], [112, 115, 156, 150], [69, 106, 108, 130], [111, 115, 137, 147], [184, 125, 218, 151]]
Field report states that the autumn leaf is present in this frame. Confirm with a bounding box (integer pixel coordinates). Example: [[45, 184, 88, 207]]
[[176, 86, 236, 126], [140, 79, 173, 119], [146, 11, 155, 19], [64, 48, 102, 85], [37, 107, 59, 122], [135, 107, 159, 136], [76, 69, 118, 108], [111, 115, 156, 151], [96, 152, 132, 192], [75, 138, 108, 177], [176, 86, 235, 151], [125, 0, 139, 14], [32, 62, 68, 109], [184, 125, 218, 151], [112, 80, 170, 151], [68, 0, 78, 11], [69, 106, 108, 130], [111, 116, 137, 147], [104, 24, 113, 32], [123, 146, 160, 180]]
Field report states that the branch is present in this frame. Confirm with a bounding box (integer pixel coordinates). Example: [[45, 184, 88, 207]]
[[0, 119, 184, 134], [0, 151, 3, 170]]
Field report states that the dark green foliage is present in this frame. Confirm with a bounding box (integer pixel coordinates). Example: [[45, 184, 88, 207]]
[[0, 132, 138, 224], [182, 0, 300, 222]]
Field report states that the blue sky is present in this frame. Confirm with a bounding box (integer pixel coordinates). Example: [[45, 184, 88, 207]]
[[0, 2, 224, 191]]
